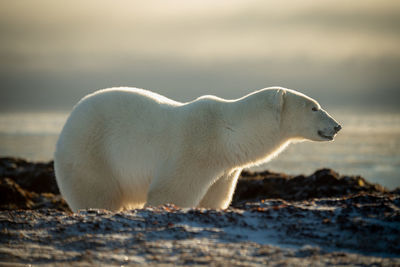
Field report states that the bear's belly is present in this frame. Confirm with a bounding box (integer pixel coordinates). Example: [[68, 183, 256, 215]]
[[107, 158, 154, 208]]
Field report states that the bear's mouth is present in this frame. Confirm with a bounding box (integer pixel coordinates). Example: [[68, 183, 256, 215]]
[[318, 130, 334, 140]]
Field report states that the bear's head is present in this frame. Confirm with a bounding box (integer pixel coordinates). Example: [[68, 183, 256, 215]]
[[276, 88, 341, 142]]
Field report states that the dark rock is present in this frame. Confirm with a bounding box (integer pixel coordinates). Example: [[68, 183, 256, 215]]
[[232, 168, 390, 206], [313, 168, 341, 186], [0, 177, 35, 209], [0, 158, 69, 211], [0, 157, 394, 211], [0, 157, 58, 194]]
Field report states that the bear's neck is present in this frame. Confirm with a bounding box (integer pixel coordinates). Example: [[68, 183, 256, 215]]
[[219, 95, 291, 168]]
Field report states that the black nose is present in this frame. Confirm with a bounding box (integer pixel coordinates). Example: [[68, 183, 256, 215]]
[[334, 125, 342, 132]]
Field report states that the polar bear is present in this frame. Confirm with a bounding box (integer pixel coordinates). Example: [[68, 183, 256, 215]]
[[54, 87, 341, 212]]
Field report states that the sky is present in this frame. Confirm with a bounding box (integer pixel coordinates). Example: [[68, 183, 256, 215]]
[[0, 0, 399, 111]]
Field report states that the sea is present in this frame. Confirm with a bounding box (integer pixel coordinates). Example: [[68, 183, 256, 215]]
[[0, 110, 399, 189]]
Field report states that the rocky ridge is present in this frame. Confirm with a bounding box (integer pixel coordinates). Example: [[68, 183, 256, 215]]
[[0, 157, 399, 266]]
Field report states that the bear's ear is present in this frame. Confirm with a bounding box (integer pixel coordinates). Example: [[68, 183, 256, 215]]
[[273, 89, 286, 123]]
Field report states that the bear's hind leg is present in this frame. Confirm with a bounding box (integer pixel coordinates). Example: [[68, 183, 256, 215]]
[[198, 169, 242, 209], [58, 161, 125, 212]]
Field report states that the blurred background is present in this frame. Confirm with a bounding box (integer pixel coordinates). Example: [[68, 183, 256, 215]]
[[0, 0, 399, 188]]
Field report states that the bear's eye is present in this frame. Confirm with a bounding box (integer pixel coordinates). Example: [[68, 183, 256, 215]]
[[312, 107, 318, 111]]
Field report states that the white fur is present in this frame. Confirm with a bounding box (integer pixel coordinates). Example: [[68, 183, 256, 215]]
[[54, 87, 340, 212]]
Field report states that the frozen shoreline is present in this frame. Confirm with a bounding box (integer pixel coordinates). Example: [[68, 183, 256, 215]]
[[0, 157, 399, 265], [1, 196, 399, 266]]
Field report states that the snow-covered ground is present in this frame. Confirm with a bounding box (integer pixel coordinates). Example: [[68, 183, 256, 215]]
[[1, 194, 399, 266]]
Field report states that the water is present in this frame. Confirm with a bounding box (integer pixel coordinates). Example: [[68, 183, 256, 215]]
[[0, 111, 399, 189]]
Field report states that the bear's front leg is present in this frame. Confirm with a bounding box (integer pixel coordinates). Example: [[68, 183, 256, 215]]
[[145, 167, 221, 208], [198, 169, 242, 209]]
